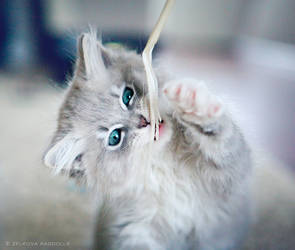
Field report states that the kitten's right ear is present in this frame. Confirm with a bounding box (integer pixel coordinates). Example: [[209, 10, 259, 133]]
[[75, 33, 112, 81]]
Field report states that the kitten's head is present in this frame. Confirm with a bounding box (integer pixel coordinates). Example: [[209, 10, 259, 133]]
[[43, 32, 170, 190]]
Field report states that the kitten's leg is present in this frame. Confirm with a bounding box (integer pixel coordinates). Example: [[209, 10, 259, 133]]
[[163, 79, 250, 166], [163, 79, 251, 250]]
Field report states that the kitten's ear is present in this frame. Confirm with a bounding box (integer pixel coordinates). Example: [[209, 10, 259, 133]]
[[75, 33, 112, 80], [43, 135, 85, 174]]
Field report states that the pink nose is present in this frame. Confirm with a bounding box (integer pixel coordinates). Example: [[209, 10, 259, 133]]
[[138, 115, 150, 128]]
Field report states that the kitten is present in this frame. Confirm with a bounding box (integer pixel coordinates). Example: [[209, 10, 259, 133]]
[[44, 32, 252, 250]]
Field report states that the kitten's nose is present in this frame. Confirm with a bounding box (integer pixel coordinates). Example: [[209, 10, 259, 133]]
[[138, 115, 150, 128]]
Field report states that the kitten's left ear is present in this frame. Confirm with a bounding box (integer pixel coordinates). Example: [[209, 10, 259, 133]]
[[75, 32, 112, 81], [43, 135, 85, 174]]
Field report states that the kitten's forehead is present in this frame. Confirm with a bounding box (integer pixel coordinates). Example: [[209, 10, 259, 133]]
[[109, 58, 146, 92]]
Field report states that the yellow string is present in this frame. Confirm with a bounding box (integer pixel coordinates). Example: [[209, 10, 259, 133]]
[[142, 0, 175, 141]]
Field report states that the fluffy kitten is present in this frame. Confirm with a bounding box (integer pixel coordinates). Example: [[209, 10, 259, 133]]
[[44, 32, 252, 250]]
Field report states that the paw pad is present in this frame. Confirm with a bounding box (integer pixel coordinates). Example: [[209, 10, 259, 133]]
[[163, 79, 223, 121]]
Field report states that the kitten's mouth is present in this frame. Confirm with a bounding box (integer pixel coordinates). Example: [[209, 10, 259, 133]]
[[154, 120, 164, 141], [138, 115, 164, 140]]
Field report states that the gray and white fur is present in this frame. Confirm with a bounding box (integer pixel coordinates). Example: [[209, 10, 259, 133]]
[[44, 31, 252, 250]]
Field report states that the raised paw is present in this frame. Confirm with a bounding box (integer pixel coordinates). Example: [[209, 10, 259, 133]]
[[163, 79, 224, 123]]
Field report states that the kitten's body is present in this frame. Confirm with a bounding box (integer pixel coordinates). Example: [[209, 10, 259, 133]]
[[44, 32, 252, 249]]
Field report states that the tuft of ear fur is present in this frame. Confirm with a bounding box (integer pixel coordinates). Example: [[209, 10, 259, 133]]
[[75, 30, 112, 81], [43, 135, 85, 175]]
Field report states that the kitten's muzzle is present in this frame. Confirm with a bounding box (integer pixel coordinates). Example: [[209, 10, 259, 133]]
[[138, 115, 150, 128]]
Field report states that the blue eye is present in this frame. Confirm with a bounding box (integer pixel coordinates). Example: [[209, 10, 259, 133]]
[[108, 129, 121, 146], [122, 87, 134, 107]]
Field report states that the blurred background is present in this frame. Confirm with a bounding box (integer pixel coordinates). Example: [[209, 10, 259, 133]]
[[1, 0, 295, 249]]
